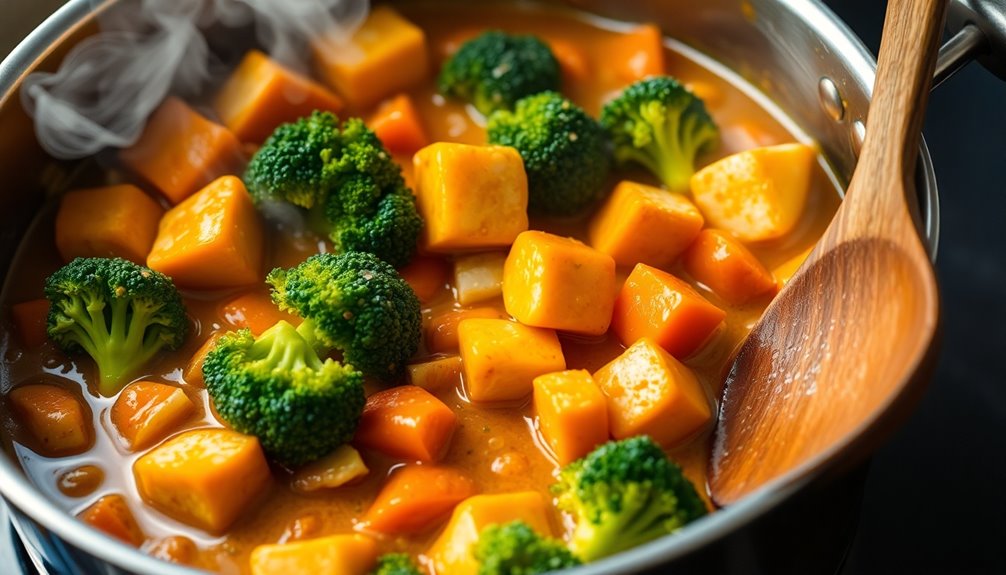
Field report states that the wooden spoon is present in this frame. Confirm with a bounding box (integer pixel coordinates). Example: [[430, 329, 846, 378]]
[[708, 0, 945, 506]]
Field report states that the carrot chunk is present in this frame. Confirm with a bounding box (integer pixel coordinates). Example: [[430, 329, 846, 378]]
[[10, 298, 49, 348], [611, 263, 726, 358], [362, 465, 475, 534], [682, 229, 777, 305], [54, 184, 163, 264], [182, 333, 222, 388], [250, 534, 378, 575], [368, 93, 429, 155], [77, 494, 145, 547], [354, 385, 458, 462], [457, 318, 566, 403], [408, 355, 463, 393], [424, 306, 509, 354], [533, 370, 610, 465], [397, 255, 450, 303], [7, 384, 90, 456], [546, 38, 589, 87], [110, 381, 195, 450], [604, 24, 665, 83], [221, 291, 301, 335]]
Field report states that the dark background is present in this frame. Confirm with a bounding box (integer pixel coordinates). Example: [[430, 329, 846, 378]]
[[823, 1, 1006, 573]]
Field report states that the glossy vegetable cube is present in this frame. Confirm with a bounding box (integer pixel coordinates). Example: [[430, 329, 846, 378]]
[[110, 382, 195, 450], [682, 229, 777, 305], [603, 24, 664, 83], [8, 384, 90, 456], [220, 290, 301, 335], [290, 445, 369, 493], [398, 255, 451, 303], [503, 231, 616, 336], [424, 306, 510, 354], [250, 534, 378, 575], [147, 175, 264, 289], [133, 428, 271, 533], [55, 184, 163, 264], [611, 263, 726, 358], [77, 494, 144, 547], [454, 251, 507, 305], [532, 370, 609, 464], [413, 142, 528, 252], [408, 355, 463, 393], [354, 385, 458, 462], [593, 338, 712, 447], [10, 298, 49, 348], [690, 143, 816, 242], [457, 318, 566, 403], [361, 465, 475, 534], [589, 180, 704, 269], [181, 333, 222, 388], [368, 93, 429, 155]]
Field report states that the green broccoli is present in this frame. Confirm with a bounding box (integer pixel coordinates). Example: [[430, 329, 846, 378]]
[[373, 553, 423, 575], [244, 111, 422, 267], [553, 436, 707, 562], [267, 251, 421, 378], [487, 91, 610, 216], [474, 520, 582, 575], [438, 30, 560, 115], [599, 76, 719, 192], [44, 257, 187, 396]]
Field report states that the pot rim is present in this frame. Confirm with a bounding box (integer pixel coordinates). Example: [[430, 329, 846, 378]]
[[0, 1, 940, 574]]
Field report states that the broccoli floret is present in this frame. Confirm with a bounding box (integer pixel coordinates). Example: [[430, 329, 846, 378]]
[[553, 436, 707, 562], [487, 91, 610, 216], [244, 111, 422, 267], [44, 257, 187, 396], [202, 320, 364, 467], [439, 30, 560, 115], [373, 553, 423, 575], [267, 252, 421, 378], [600, 76, 719, 191], [474, 520, 582, 575]]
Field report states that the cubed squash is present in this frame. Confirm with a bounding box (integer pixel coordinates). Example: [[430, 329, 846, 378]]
[[110, 382, 195, 450], [408, 355, 463, 393], [7, 384, 90, 456], [10, 298, 49, 348], [502, 231, 616, 336], [119, 97, 243, 204], [214, 50, 344, 143], [133, 428, 271, 533], [413, 143, 528, 252], [425, 306, 510, 354], [457, 318, 565, 403], [690, 143, 816, 242], [593, 338, 712, 447], [546, 37, 590, 87], [147, 175, 264, 289], [427, 492, 553, 575], [54, 184, 163, 264], [398, 255, 450, 303], [773, 245, 815, 289], [182, 333, 222, 388], [682, 229, 776, 305], [77, 494, 145, 547], [250, 534, 378, 575], [354, 385, 458, 462], [221, 290, 301, 335], [361, 465, 475, 534], [291, 444, 369, 493], [589, 181, 704, 269], [368, 93, 428, 155], [532, 370, 609, 465], [603, 24, 665, 83], [454, 251, 506, 305], [611, 263, 726, 358], [313, 6, 429, 108]]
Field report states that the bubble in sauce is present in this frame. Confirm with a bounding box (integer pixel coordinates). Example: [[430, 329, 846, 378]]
[[57, 464, 104, 498]]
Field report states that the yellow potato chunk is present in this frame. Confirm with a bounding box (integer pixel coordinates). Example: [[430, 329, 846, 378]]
[[427, 492, 553, 575], [533, 370, 609, 464], [290, 445, 369, 494], [454, 251, 507, 305], [313, 7, 429, 108], [589, 180, 704, 269], [250, 534, 378, 575], [503, 230, 616, 335], [458, 318, 565, 403], [133, 428, 271, 533], [413, 143, 528, 252], [690, 143, 816, 242], [407, 355, 463, 393]]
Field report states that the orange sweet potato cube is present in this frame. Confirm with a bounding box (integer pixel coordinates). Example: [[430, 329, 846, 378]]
[[354, 385, 458, 462], [250, 534, 378, 575], [682, 229, 777, 305], [611, 263, 726, 358], [593, 338, 712, 447], [119, 97, 243, 204], [77, 494, 145, 547], [54, 184, 163, 264], [7, 384, 91, 456], [11, 298, 49, 348], [361, 465, 475, 534], [457, 318, 565, 403], [110, 382, 195, 451], [532, 370, 609, 464], [503, 231, 616, 336], [589, 181, 704, 269], [214, 50, 344, 143], [368, 93, 429, 156], [147, 175, 264, 289], [603, 24, 665, 83], [182, 333, 222, 388], [133, 428, 271, 533], [221, 290, 301, 335]]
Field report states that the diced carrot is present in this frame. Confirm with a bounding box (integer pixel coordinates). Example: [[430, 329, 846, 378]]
[[250, 534, 378, 575], [773, 245, 815, 289], [290, 445, 369, 493], [457, 318, 566, 403], [546, 38, 589, 87], [54, 184, 163, 264], [611, 263, 726, 358], [424, 306, 509, 354], [148, 535, 198, 565], [214, 50, 344, 144], [361, 465, 475, 534], [532, 370, 609, 465], [408, 355, 462, 393], [110, 381, 195, 450], [119, 97, 243, 204], [57, 465, 105, 498], [10, 298, 49, 348], [182, 333, 222, 388], [7, 384, 90, 456], [368, 93, 429, 156], [354, 385, 457, 462], [221, 291, 300, 335], [604, 24, 665, 84], [398, 255, 450, 303], [682, 229, 777, 305], [454, 252, 506, 305], [147, 175, 264, 289], [77, 494, 145, 547]]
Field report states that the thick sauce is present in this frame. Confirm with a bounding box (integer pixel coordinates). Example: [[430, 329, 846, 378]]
[[0, 3, 841, 573]]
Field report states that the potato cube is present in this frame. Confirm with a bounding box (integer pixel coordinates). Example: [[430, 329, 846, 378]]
[[427, 492, 553, 575], [589, 181, 704, 269], [250, 534, 378, 575], [533, 370, 609, 464], [77, 494, 145, 547], [454, 251, 507, 305], [458, 318, 565, 403], [55, 184, 163, 265], [8, 384, 90, 456], [313, 7, 428, 108], [691, 143, 816, 242], [110, 382, 195, 450], [594, 338, 712, 447], [10, 298, 49, 348], [147, 175, 264, 289], [133, 428, 271, 533], [425, 306, 510, 354], [354, 385, 458, 462], [408, 355, 463, 393], [290, 445, 369, 493], [682, 229, 776, 305], [503, 231, 616, 335], [413, 143, 528, 252]]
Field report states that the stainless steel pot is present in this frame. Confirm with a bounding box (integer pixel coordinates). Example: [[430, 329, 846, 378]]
[[0, 0, 995, 573]]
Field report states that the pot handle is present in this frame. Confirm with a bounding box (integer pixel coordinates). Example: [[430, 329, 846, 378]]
[[936, 0, 1006, 87]]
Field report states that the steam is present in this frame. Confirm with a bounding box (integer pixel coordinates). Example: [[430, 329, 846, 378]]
[[21, 0, 368, 159]]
